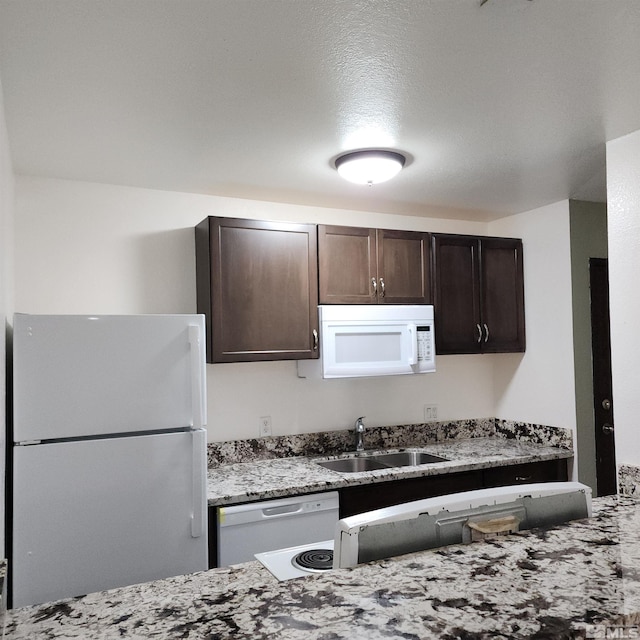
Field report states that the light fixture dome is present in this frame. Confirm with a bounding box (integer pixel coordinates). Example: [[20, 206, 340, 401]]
[[335, 150, 406, 186]]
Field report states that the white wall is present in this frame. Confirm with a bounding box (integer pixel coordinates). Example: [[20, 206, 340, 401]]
[[15, 176, 497, 441], [606, 129, 640, 468], [489, 201, 577, 445], [0, 75, 15, 554]]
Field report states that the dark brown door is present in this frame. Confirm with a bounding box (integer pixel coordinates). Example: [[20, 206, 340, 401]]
[[195, 217, 319, 363], [480, 238, 525, 353], [318, 225, 377, 304], [432, 234, 481, 353], [377, 229, 431, 304], [590, 258, 617, 496]]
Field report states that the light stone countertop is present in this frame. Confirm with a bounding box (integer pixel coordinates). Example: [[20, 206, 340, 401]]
[[206, 436, 573, 506], [6, 494, 640, 640]]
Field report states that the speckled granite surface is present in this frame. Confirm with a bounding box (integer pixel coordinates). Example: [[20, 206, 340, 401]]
[[207, 419, 571, 467], [619, 464, 640, 496], [207, 436, 573, 506], [6, 495, 640, 640]]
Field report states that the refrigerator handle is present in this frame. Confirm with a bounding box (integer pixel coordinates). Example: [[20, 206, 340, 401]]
[[188, 324, 206, 429], [191, 428, 206, 538]]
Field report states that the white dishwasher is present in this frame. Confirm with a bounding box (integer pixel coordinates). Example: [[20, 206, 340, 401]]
[[216, 491, 340, 566]]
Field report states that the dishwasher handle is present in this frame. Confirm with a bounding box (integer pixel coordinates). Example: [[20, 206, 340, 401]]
[[262, 503, 303, 517], [217, 492, 340, 528]]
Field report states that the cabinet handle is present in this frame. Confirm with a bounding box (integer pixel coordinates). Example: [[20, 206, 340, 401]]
[[312, 329, 319, 351], [483, 323, 489, 343], [371, 277, 377, 296], [476, 324, 482, 343], [515, 475, 532, 482], [602, 423, 614, 434], [380, 277, 385, 298]]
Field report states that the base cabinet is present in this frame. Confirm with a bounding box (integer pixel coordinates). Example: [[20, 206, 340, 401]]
[[482, 459, 568, 488], [208, 507, 218, 569], [339, 470, 482, 518], [338, 458, 568, 519]]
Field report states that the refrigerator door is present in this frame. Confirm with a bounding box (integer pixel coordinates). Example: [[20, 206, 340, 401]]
[[11, 429, 208, 608], [12, 314, 206, 441]]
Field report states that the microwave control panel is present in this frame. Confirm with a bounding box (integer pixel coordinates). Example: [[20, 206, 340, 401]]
[[417, 325, 434, 363]]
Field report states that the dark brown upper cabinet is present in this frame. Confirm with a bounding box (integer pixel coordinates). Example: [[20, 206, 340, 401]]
[[318, 225, 431, 305], [195, 217, 319, 363], [432, 234, 525, 354]]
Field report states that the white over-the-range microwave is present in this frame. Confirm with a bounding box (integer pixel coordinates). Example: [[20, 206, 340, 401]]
[[297, 305, 435, 379]]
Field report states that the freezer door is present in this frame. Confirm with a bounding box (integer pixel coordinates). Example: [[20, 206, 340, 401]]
[[11, 429, 208, 608], [13, 314, 206, 440]]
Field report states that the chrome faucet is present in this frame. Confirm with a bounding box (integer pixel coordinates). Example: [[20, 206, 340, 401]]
[[354, 416, 366, 453]]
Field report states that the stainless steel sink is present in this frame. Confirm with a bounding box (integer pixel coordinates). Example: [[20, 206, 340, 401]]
[[316, 450, 449, 473], [369, 451, 448, 467], [317, 457, 390, 473]]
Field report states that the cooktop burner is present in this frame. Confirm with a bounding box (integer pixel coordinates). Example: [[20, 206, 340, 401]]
[[291, 548, 333, 572]]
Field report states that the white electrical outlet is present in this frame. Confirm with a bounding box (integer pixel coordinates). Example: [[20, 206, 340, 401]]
[[424, 404, 438, 422], [259, 415, 272, 437]]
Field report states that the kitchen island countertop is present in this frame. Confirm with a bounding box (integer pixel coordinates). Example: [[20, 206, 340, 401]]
[[206, 436, 572, 506], [5, 494, 640, 639]]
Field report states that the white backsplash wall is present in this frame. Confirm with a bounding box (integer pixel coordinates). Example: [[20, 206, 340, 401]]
[[208, 354, 495, 441], [13, 176, 570, 444]]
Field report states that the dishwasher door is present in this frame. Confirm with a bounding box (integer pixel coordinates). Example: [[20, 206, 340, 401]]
[[217, 491, 339, 566]]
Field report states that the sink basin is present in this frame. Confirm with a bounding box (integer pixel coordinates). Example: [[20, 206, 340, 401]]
[[317, 457, 390, 473], [369, 451, 448, 467], [315, 450, 449, 473]]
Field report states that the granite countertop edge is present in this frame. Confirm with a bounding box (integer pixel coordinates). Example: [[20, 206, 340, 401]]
[[207, 436, 573, 507]]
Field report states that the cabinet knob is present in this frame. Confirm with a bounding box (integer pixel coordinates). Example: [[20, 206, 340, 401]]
[[602, 423, 614, 434], [379, 277, 385, 298]]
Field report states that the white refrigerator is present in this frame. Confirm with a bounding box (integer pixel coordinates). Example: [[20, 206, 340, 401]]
[[9, 314, 208, 608]]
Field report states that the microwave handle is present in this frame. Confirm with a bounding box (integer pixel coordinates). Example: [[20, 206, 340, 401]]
[[409, 324, 418, 365]]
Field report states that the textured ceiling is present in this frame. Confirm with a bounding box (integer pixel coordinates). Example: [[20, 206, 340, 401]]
[[1, 0, 640, 220]]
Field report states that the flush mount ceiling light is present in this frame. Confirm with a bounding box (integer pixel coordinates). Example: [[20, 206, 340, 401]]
[[334, 150, 406, 186]]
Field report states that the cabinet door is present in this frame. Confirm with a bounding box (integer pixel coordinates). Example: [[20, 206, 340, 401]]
[[318, 225, 377, 304], [432, 234, 481, 354], [339, 470, 483, 518], [195, 217, 319, 363], [377, 229, 431, 304], [480, 238, 526, 353], [482, 459, 568, 488]]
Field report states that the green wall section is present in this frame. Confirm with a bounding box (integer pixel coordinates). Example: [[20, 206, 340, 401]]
[[569, 200, 608, 495]]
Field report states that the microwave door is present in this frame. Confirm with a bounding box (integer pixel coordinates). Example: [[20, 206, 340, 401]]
[[323, 323, 414, 378]]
